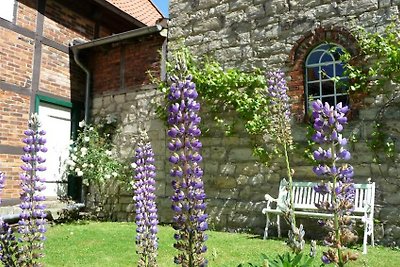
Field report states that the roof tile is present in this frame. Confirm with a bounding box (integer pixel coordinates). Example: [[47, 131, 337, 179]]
[[106, 0, 164, 26]]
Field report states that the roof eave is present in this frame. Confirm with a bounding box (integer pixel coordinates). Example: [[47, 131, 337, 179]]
[[71, 25, 164, 50]]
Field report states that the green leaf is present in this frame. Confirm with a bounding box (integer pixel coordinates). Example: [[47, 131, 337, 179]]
[[292, 253, 303, 266]]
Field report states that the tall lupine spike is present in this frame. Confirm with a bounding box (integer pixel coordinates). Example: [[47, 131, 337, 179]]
[[266, 71, 303, 253], [0, 219, 20, 267], [0, 172, 4, 198], [18, 113, 47, 266], [0, 171, 17, 266], [133, 131, 158, 267], [168, 62, 208, 267], [311, 100, 358, 266], [266, 70, 291, 128], [0, 171, 21, 267]]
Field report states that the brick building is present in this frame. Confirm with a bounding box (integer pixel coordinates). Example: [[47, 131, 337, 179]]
[[0, 0, 165, 206]]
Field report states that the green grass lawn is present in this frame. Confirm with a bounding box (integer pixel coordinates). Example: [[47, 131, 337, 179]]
[[43, 221, 399, 267]]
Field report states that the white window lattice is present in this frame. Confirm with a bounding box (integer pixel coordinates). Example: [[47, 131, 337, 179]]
[[305, 43, 349, 110]]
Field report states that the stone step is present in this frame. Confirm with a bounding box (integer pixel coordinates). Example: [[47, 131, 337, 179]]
[[0, 200, 85, 223]]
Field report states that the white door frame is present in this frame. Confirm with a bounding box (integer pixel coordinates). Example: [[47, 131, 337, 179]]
[[35, 95, 73, 199]]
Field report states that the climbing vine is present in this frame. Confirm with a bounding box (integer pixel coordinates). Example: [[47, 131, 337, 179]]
[[157, 21, 400, 165], [366, 123, 395, 161], [155, 47, 283, 163], [341, 21, 400, 162], [344, 22, 400, 92]]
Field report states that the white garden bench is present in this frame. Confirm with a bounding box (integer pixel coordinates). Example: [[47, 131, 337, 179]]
[[262, 179, 376, 254]]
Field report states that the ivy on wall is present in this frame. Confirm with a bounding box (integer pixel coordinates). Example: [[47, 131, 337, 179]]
[[342, 21, 400, 161], [344, 22, 400, 92], [156, 20, 400, 164], [154, 47, 284, 163]]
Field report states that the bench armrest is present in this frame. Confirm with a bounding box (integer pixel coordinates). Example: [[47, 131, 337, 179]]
[[362, 200, 372, 212], [262, 194, 278, 214], [361, 200, 374, 235]]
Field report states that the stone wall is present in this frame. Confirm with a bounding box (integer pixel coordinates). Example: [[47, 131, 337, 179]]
[[93, 84, 400, 245], [91, 86, 169, 220], [90, 0, 400, 246], [168, 0, 399, 70], [91, 87, 282, 232], [162, 0, 400, 245]]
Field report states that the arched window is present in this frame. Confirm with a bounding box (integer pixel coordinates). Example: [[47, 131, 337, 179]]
[[305, 43, 349, 111]]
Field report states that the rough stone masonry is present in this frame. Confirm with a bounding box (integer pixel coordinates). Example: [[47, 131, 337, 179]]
[[166, 0, 400, 245], [94, 0, 400, 246]]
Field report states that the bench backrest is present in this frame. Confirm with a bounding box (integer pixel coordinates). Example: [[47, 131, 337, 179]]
[[277, 179, 375, 213]]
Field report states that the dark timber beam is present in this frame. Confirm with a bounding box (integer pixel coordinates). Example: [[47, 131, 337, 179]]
[[0, 18, 68, 53], [0, 145, 23, 155], [30, 0, 46, 113], [0, 81, 30, 96]]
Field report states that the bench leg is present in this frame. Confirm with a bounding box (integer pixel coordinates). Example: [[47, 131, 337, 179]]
[[263, 213, 270, 240], [277, 214, 281, 238], [371, 220, 375, 247], [371, 221, 375, 247], [363, 223, 368, 254]]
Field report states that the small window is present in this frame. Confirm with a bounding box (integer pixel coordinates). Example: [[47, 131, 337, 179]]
[[0, 0, 15, 22], [305, 43, 349, 111]]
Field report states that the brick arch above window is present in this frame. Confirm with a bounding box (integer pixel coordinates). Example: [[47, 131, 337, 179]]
[[287, 26, 359, 121]]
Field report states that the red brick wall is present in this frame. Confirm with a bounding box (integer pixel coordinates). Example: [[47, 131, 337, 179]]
[[91, 47, 121, 94], [0, 0, 146, 199], [124, 35, 164, 89], [15, 0, 37, 32], [90, 34, 165, 95], [0, 154, 22, 198], [70, 62, 86, 102], [39, 45, 71, 98], [0, 0, 101, 198], [43, 0, 95, 45], [0, 28, 34, 89], [0, 89, 30, 147]]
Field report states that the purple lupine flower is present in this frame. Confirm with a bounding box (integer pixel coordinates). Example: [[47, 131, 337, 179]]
[[312, 100, 358, 265], [0, 172, 18, 266], [266, 71, 293, 149], [168, 66, 208, 266], [267, 71, 291, 122], [18, 113, 47, 266], [321, 254, 331, 264], [0, 172, 4, 205], [0, 218, 21, 267], [267, 71, 304, 253], [133, 132, 158, 266], [313, 182, 330, 195]]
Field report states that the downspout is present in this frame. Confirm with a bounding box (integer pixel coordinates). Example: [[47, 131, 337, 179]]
[[71, 48, 91, 123]]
